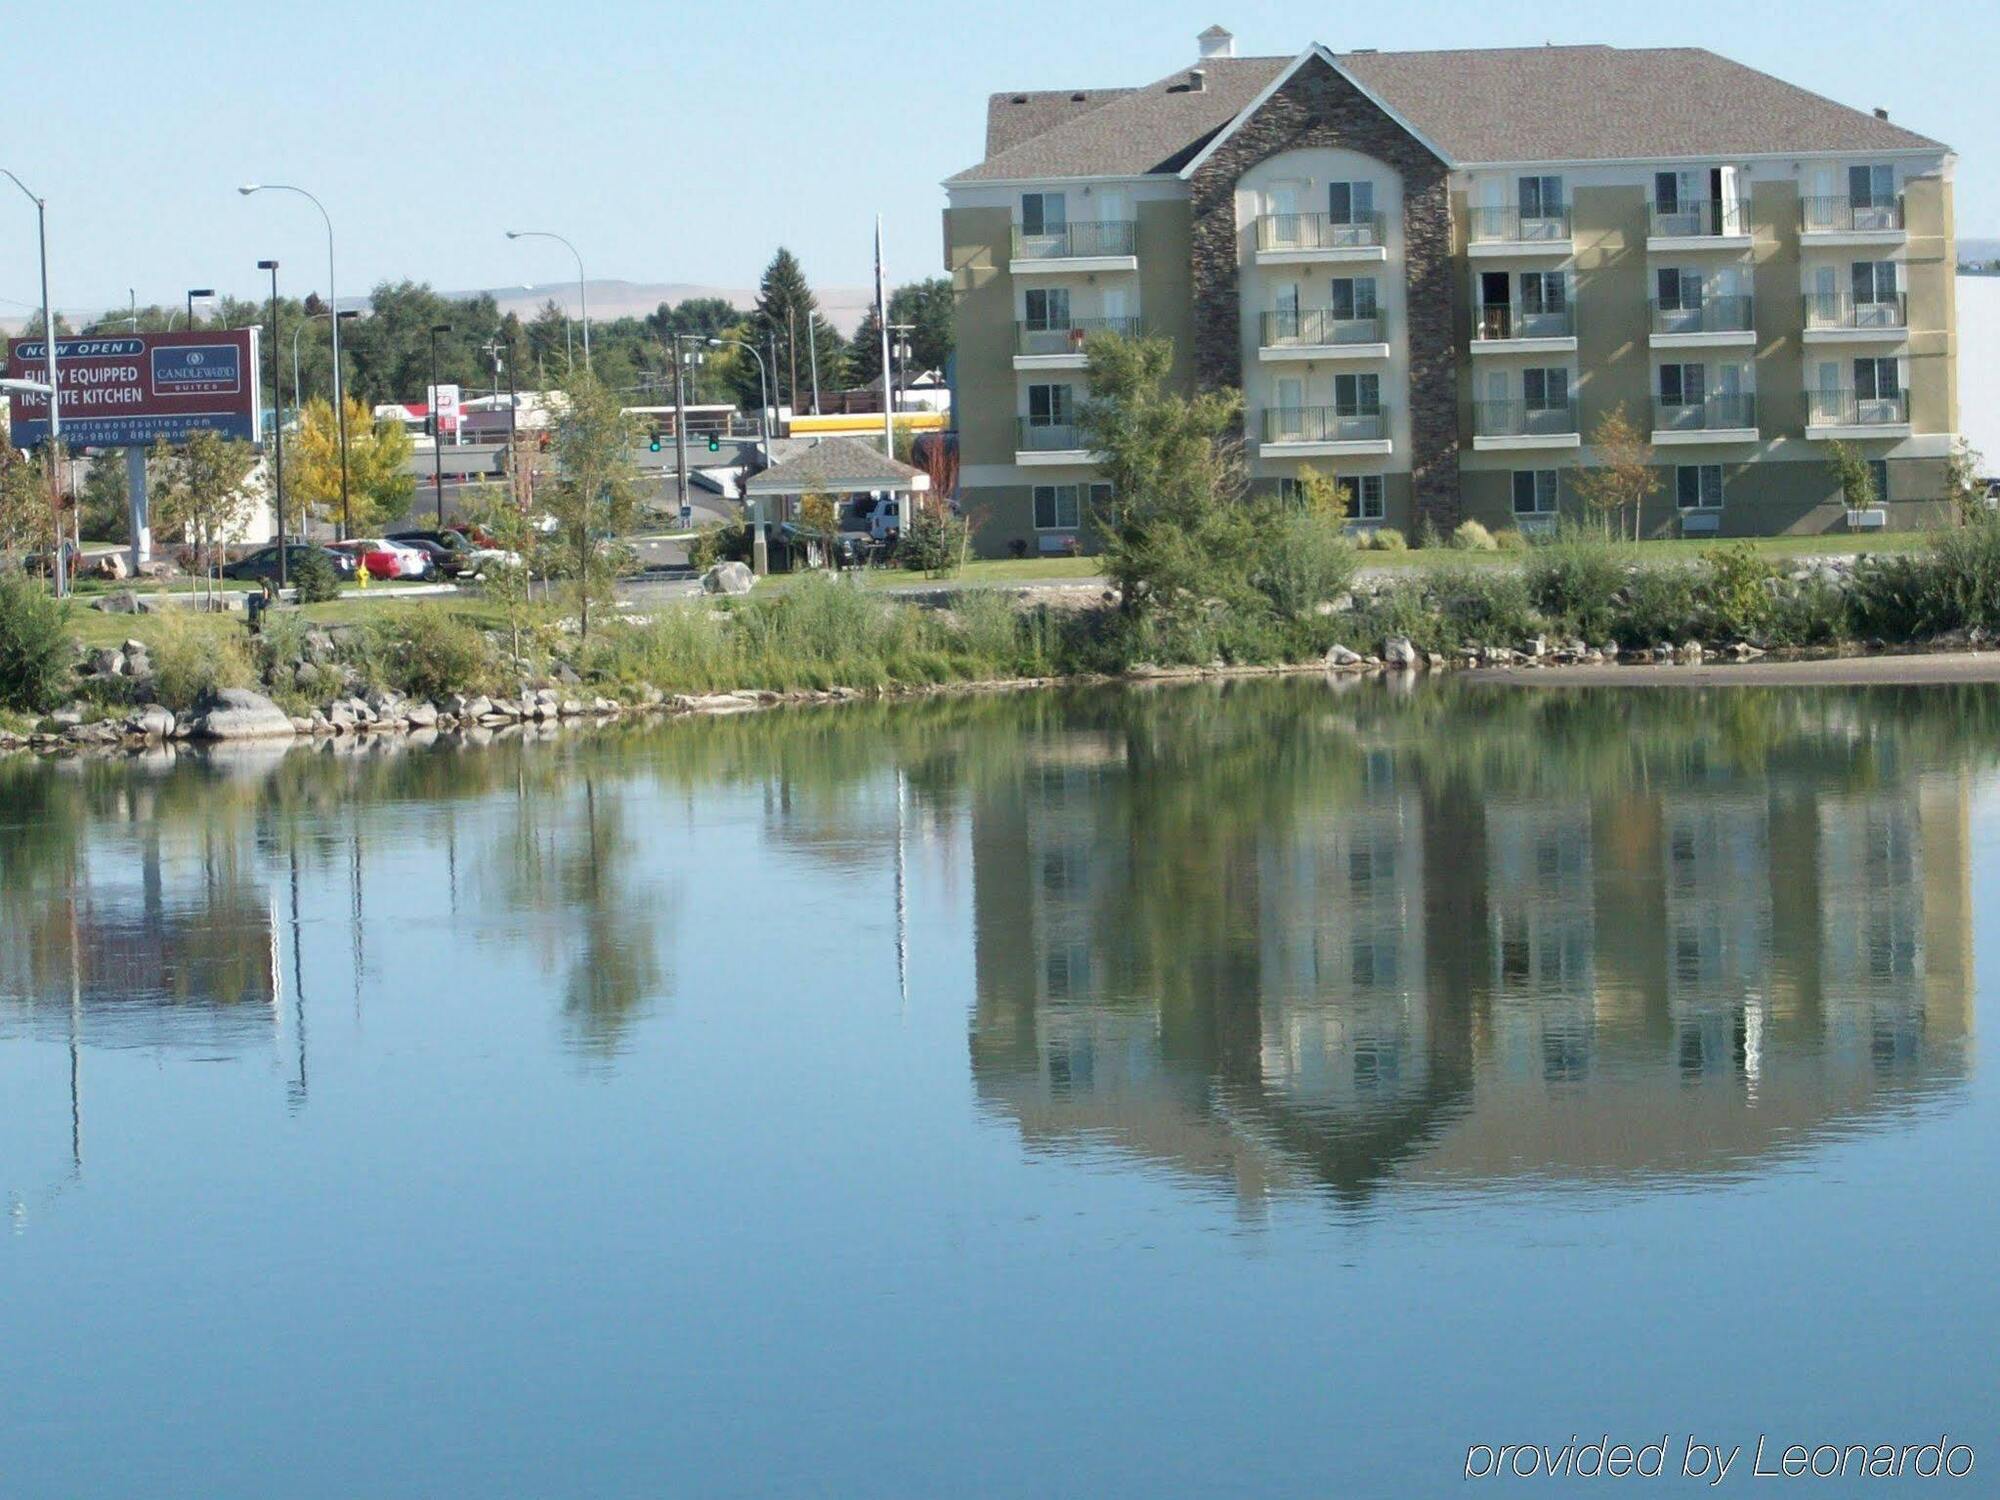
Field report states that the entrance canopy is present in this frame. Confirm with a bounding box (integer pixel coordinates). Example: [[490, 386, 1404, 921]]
[[743, 436, 930, 498]]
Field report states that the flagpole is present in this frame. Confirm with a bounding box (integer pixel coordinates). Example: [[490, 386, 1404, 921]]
[[876, 215, 894, 458]]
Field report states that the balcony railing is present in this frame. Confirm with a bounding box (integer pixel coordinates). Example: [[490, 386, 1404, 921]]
[[1261, 405, 1389, 443], [1650, 296, 1755, 335], [1649, 199, 1749, 238], [1807, 389, 1908, 427], [1653, 393, 1758, 432], [1015, 317, 1140, 356], [1016, 418, 1086, 451], [1010, 220, 1137, 260], [1259, 309, 1386, 347], [1474, 399, 1579, 438], [1466, 205, 1574, 244], [1801, 196, 1905, 233], [1803, 293, 1908, 331], [1473, 304, 1574, 341], [1254, 212, 1386, 252]]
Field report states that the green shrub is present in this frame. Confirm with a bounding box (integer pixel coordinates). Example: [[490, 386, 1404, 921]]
[[1697, 543, 1781, 641], [148, 615, 255, 712], [689, 521, 751, 571], [1493, 527, 1531, 553], [1845, 518, 2000, 642], [1525, 538, 1631, 642], [0, 573, 75, 713], [1614, 567, 1704, 649], [1248, 504, 1358, 623], [369, 610, 493, 700], [1449, 519, 1498, 552], [1428, 566, 1541, 647], [292, 548, 341, 603], [1365, 527, 1408, 553], [1768, 574, 1852, 647], [899, 507, 970, 576]]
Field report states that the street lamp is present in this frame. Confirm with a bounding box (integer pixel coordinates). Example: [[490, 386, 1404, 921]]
[[3, 166, 65, 596], [176, 287, 216, 330], [240, 183, 351, 538], [506, 231, 589, 371], [259, 259, 288, 589], [428, 322, 451, 526], [292, 307, 358, 425], [710, 336, 774, 577]]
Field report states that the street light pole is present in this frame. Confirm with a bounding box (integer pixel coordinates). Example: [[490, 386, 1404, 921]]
[[506, 232, 589, 371], [4, 167, 65, 596], [186, 287, 214, 330], [259, 259, 288, 589], [710, 336, 773, 577], [428, 323, 451, 526], [293, 308, 358, 430], [239, 184, 351, 539]]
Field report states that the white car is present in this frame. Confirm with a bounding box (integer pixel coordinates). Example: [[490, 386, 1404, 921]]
[[345, 537, 435, 580]]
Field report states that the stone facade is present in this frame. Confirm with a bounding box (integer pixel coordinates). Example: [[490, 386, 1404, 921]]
[[1187, 54, 1460, 529]]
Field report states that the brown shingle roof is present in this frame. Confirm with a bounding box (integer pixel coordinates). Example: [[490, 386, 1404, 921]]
[[986, 87, 1134, 158], [744, 437, 926, 495], [950, 44, 1943, 181]]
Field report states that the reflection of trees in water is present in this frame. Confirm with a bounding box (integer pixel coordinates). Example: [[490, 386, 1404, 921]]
[[968, 680, 1992, 1206]]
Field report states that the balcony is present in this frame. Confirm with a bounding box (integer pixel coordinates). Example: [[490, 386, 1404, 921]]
[[1008, 221, 1138, 274], [1258, 404, 1392, 457], [1800, 195, 1907, 246], [1651, 393, 1759, 444], [1013, 317, 1140, 369], [1470, 304, 1576, 354], [1015, 417, 1091, 465], [1258, 309, 1390, 361], [1472, 399, 1580, 451], [1805, 389, 1911, 439], [1466, 204, 1574, 257], [1650, 295, 1756, 348], [1802, 293, 1908, 343], [1253, 212, 1387, 265], [1647, 199, 1752, 251]]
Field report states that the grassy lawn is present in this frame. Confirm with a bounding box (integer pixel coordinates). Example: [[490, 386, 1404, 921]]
[[67, 589, 502, 650]]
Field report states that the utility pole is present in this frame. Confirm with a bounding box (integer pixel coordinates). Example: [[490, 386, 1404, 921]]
[[671, 334, 691, 527], [785, 306, 798, 416], [428, 323, 451, 526], [807, 312, 821, 415], [258, 259, 287, 587]]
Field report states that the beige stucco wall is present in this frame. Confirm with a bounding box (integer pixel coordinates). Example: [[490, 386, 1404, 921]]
[[1904, 173, 1957, 435], [1139, 199, 1195, 390], [1572, 185, 1650, 436], [1751, 179, 1808, 439]]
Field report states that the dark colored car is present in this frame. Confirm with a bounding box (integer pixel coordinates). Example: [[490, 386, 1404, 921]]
[[392, 528, 482, 576], [221, 543, 358, 583]]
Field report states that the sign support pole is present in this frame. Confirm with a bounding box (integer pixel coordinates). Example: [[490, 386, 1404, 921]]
[[125, 445, 151, 571]]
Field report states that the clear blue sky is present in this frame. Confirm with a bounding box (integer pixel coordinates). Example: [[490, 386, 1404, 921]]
[[4, 0, 1991, 316]]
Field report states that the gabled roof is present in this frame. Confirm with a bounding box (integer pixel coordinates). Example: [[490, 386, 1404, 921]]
[[949, 43, 1945, 183], [744, 436, 929, 496]]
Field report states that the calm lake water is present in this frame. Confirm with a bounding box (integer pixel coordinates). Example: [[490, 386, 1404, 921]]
[[3, 679, 1998, 1497]]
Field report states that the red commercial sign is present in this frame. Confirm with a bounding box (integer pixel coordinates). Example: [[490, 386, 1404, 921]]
[[5, 328, 262, 449]]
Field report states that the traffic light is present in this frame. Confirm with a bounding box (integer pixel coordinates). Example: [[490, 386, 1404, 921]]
[[649, 431, 662, 452], [707, 433, 721, 453]]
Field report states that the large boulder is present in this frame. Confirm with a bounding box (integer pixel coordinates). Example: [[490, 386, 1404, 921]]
[[94, 589, 143, 615], [127, 705, 176, 740], [94, 551, 130, 581], [1382, 635, 1419, 669], [190, 688, 296, 740], [701, 561, 755, 596]]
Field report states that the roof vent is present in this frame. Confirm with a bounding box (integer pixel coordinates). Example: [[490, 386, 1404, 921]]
[[1198, 24, 1234, 59], [1189, 67, 1207, 93], [1010, 94, 1027, 104], [1874, 106, 1890, 120], [1071, 92, 1087, 102]]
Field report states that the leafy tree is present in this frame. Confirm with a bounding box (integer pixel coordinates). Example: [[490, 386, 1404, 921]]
[[0, 442, 54, 562], [647, 297, 740, 342], [1078, 333, 1253, 620], [0, 572, 72, 712], [1944, 437, 1987, 525], [545, 371, 642, 641], [463, 484, 553, 666], [78, 451, 129, 543], [847, 278, 953, 386], [291, 395, 416, 533], [1826, 438, 1878, 514], [151, 429, 260, 602], [1572, 404, 1659, 540]]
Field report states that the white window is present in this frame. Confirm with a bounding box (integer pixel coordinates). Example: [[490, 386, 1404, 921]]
[[1328, 276, 1378, 321], [1033, 484, 1080, 530], [1676, 465, 1724, 510], [1512, 470, 1559, 515], [1023, 288, 1069, 330], [1333, 372, 1380, 414], [1341, 474, 1385, 521], [1849, 164, 1895, 209], [1328, 180, 1374, 224], [1522, 368, 1569, 412], [1021, 192, 1066, 235], [1868, 459, 1890, 504], [1851, 261, 1897, 304], [1026, 383, 1073, 426], [1656, 267, 1705, 311], [1659, 363, 1706, 407], [1518, 175, 1564, 219], [1519, 272, 1565, 314], [1854, 357, 1901, 399]]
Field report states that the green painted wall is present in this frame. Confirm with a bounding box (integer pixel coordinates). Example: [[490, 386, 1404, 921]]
[[1751, 179, 1807, 439], [1572, 185, 1650, 435], [945, 206, 1016, 470], [1139, 199, 1196, 388]]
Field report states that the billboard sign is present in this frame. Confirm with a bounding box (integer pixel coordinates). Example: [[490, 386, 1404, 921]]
[[4, 328, 261, 449], [427, 382, 461, 437]]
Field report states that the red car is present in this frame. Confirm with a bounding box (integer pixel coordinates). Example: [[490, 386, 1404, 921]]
[[331, 539, 425, 580]]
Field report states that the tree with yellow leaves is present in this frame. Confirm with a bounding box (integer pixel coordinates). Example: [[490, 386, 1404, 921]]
[[290, 396, 416, 534]]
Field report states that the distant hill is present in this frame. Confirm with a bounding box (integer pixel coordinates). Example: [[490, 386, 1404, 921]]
[[1958, 237, 2000, 269]]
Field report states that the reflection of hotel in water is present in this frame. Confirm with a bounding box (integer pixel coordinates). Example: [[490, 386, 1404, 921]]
[[971, 734, 1973, 1205]]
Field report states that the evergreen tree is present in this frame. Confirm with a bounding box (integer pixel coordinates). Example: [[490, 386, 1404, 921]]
[[848, 278, 954, 387], [752, 248, 845, 411]]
